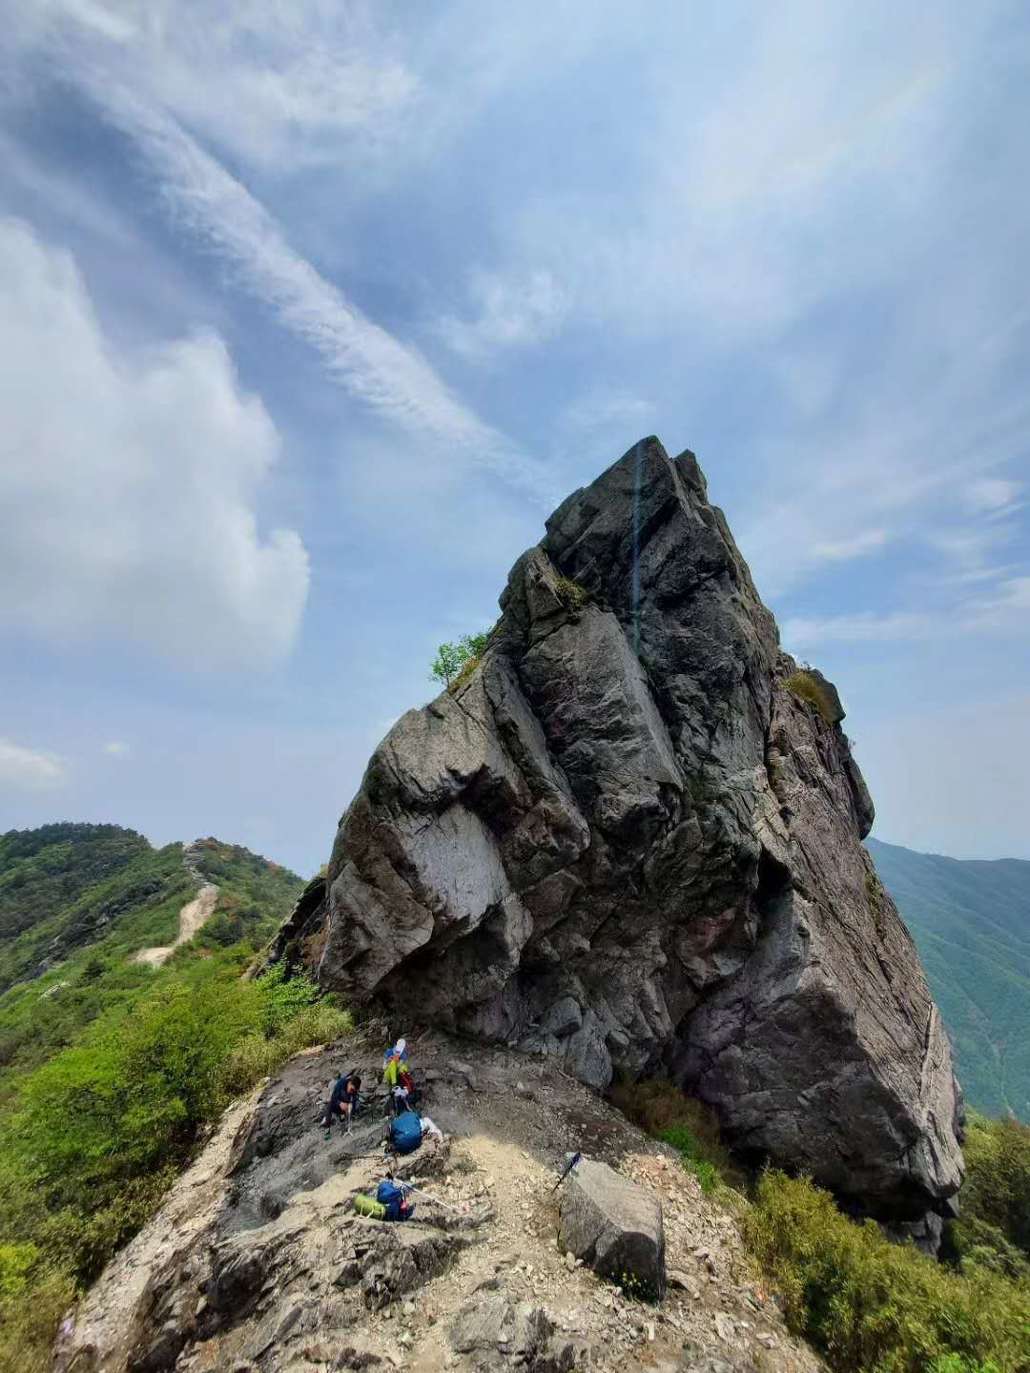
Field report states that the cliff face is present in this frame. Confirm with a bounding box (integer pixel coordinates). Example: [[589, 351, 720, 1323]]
[[305, 438, 962, 1231]]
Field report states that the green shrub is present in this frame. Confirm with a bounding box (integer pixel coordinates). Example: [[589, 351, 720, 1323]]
[[658, 1123, 720, 1194], [0, 1265, 76, 1373], [554, 575, 588, 610], [609, 1078, 742, 1191], [255, 962, 319, 1035], [217, 999, 352, 1099], [954, 1113, 1030, 1267], [0, 1242, 37, 1298], [784, 669, 838, 724], [744, 1170, 1030, 1373], [928, 1357, 1003, 1373]]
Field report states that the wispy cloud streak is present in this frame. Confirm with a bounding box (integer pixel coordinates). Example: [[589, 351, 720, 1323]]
[[89, 83, 553, 502]]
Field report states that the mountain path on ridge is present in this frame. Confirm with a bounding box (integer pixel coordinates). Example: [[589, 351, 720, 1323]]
[[133, 842, 218, 968]]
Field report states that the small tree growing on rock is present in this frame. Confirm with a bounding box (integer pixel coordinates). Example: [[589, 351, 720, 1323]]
[[430, 641, 464, 688], [430, 632, 490, 690]]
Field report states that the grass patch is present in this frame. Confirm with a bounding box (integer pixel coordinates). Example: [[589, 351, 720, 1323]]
[[609, 1077, 741, 1193], [785, 669, 839, 724], [659, 1124, 721, 1194], [448, 654, 481, 693]]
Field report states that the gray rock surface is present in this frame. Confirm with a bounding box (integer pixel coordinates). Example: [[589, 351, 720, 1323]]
[[295, 437, 962, 1234], [52, 1031, 822, 1373], [558, 1157, 665, 1298], [449, 1283, 577, 1372]]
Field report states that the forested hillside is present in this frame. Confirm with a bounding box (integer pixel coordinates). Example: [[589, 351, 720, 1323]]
[[869, 837, 1030, 1121]]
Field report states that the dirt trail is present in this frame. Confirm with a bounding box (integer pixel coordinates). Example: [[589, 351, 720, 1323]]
[[133, 883, 219, 968]]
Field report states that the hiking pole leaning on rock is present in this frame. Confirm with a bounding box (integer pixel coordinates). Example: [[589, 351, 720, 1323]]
[[552, 1151, 582, 1192]]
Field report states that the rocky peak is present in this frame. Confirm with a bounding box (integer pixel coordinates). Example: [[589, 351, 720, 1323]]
[[292, 437, 962, 1235]]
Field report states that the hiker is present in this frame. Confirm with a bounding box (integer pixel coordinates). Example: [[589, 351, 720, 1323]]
[[382, 1036, 410, 1086], [383, 1036, 421, 1114], [320, 1069, 362, 1137]]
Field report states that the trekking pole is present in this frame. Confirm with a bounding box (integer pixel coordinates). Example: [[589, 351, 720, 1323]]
[[551, 1151, 582, 1192], [398, 1182, 465, 1214]]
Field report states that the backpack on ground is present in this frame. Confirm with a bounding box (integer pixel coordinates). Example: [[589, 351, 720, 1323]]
[[388, 1110, 423, 1156], [353, 1193, 387, 1220], [376, 1178, 415, 1221]]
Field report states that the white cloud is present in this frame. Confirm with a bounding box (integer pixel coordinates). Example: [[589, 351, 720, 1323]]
[[0, 738, 68, 790], [103, 740, 130, 756], [0, 217, 309, 667], [965, 477, 1022, 517], [784, 610, 934, 648], [13, 1, 417, 172], [439, 269, 569, 361], [784, 576, 1030, 648], [810, 529, 889, 563], [967, 575, 1030, 627], [559, 391, 655, 438], [862, 694, 1030, 860]]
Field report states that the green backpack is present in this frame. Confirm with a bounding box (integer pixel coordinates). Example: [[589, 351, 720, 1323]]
[[353, 1193, 387, 1220]]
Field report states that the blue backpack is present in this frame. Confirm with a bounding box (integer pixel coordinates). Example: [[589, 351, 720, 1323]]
[[376, 1178, 414, 1221], [389, 1110, 422, 1156]]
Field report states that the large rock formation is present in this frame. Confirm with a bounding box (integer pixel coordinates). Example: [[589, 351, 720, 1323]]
[[300, 437, 962, 1233]]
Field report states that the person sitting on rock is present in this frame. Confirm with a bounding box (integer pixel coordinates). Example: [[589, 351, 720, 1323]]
[[320, 1069, 361, 1138]]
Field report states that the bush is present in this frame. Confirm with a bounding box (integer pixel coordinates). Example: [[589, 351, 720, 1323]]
[[554, 575, 588, 610], [255, 961, 319, 1035], [784, 669, 838, 724], [744, 1170, 1030, 1373], [0, 1265, 76, 1373], [953, 1113, 1030, 1269]]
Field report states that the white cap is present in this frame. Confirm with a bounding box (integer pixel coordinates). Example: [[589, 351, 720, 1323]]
[[396, 1037, 406, 1054]]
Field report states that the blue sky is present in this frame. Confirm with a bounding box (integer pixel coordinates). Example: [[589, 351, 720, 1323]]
[[1, 0, 1029, 876]]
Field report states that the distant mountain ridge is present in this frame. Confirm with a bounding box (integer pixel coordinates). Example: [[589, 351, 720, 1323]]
[[868, 837, 1030, 1121], [0, 822, 303, 995]]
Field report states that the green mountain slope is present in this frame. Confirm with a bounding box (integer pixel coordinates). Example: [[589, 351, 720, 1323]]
[[0, 824, 349, 1368], [0, 824, 305, 1080], [868, 837, 1030, 1121]]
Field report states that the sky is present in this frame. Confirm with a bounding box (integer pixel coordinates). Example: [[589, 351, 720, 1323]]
[[1, 0, 1029, 876]]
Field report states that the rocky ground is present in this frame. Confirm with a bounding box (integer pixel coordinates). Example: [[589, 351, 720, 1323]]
[[54, 1029, 822, 1373]]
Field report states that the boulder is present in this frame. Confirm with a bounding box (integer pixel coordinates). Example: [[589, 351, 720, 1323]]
[[293, 436, 963, 1239], [557, 1157, 665, 1299]]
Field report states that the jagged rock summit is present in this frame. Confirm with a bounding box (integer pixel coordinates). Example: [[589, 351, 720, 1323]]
[[294, 437, 962, 1233]]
